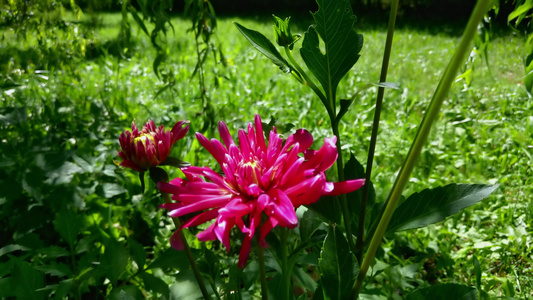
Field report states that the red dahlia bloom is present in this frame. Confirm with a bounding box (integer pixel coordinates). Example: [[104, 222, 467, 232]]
[[118, 120, 189, 172], [157, 115, 364, 267]]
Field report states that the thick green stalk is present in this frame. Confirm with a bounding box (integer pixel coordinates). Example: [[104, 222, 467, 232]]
[[355, 0, 399, 263], [352, 0, 491, 297], [257, 240, 268, 300], [161, 192, 211, 300]]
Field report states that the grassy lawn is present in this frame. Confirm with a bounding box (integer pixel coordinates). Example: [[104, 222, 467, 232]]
[[1, 10, 531, 298]]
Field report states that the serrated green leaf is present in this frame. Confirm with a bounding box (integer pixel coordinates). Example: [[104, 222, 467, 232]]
[[294, 266, 318, 293], [102, 240, 129, 285], [406, 283, 477, 300], [101, 183, 126, 198], [34, 263, 72, 277], [197, 248, 220, 282], [299, 209, 326, 244], [0, 244, 30, 257], [306, 195, 342, 225], [54, 279, 75, 298], [319, 225, 358, 300], [387, 184, 499, 234], [147, 248, 189, 271], [12, 260, 45, 299], [242, 260, 259, 290], [109, 285, 144, 300], [344, 154, 376, 234], [235, 22, 294, 73], [266, 273, 284, 300], [53, 210, 83, 248], [141, 272, 170, 298], [128, 238, 146, 270], [0, 277, 15, 297], [300, 0, 363, 102], [170, 269, 205, 299], [39, 246, 70, 258]]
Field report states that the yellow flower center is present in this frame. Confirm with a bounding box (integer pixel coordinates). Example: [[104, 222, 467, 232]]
[[134, 134, 156, 149]]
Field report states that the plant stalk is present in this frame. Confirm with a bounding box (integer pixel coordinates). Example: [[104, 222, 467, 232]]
[[331, 121, 356, 253], [280, 228, 291, 300], [284, 47, 333, 119], [161, 192, 211, 300], [352, 0, 492, 297], [355, 0, 399, 264], [257, 243, 269, 300]]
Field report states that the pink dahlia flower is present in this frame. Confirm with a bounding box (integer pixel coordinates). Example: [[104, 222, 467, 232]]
[[118, 120, 189, 172], [158, 115, 364, 267]]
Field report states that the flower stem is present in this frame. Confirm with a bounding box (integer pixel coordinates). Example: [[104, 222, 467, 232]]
[[352, 0, 491, 297], [161, 192, 211, 300], [284, 47, 333, 119], [331, 121, 356, 254], [257, 242, 268, 300], [355, 0, 399, 264], [280, 228, 291, 300]]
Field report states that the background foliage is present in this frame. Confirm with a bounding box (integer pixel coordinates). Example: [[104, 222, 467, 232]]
[[0, 0, 532, 298]]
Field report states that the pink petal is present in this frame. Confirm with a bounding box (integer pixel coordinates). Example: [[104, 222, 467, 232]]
[[238, 234, 252, 268], [259, 217, 278, 248], [238, 129, 252, 158], [254, 114, 267, 152], [170, 230, 184, 250], [218, 121, 235, 148], [215, 216, 235, 252], [267, 189, 298, 228], [323, 179, 365, 196], [171, 120, 189, 142], [168, 195, 232, 217], [307, 136, 338, 173], [197, 223, 217, 241], [181, 209, 220, 229], [285, 174, 326, 207]]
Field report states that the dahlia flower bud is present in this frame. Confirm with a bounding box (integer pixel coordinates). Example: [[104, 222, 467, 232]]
[[118, 120, 189, 172]]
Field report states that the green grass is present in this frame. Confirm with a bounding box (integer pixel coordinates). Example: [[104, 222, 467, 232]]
[[1, 10, 531, 299]]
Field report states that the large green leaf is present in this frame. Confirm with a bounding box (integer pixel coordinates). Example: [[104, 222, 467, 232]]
[[300, 0, 363, 102], [53, 210, 83, 249], [102, 240, 129, 285], [406, 283, 477, 300], [387, 184, 499, 234], [234, 22, 294, 73], [344, 154, 376, 234], [12, 260, 46, 299], [319, 225, 358, 300]]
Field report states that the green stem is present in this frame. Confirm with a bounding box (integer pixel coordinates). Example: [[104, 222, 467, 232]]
[[280, 228, 291, 300], [161, 192, 211, 300], [331, 120, 356, 253], [284, 47, 334, 119], [257, 242, 268, 300], [355, 0, 399, 264], [352, 0, 491, 297]]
